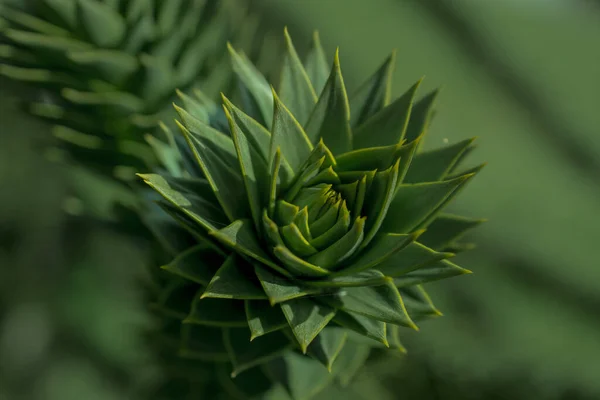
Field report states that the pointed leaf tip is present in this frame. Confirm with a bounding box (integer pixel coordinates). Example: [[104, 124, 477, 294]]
[[305, 48, 352, 154]]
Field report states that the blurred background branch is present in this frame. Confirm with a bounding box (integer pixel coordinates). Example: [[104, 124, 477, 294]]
[[416, 0, 600, 186]]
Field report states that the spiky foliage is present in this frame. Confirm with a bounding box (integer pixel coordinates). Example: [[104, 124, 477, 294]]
[[138, 30, 485, 400], [0, 0, 261, 181]]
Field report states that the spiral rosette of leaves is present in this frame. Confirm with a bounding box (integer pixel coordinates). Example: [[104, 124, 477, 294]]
[[138, 30, 485, 400], [0, 0, 263, 179]]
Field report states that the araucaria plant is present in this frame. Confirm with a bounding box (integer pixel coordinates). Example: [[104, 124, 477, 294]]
[[139, 30, 485, 399], [0, 2, 484, 398]]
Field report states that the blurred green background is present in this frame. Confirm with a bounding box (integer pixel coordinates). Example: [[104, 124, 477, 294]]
[[1, 0, 599, 399]]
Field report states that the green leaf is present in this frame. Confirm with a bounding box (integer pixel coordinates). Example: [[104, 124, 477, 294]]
[[304, 31, 329, 95], [353, 79, 422, 149], [145, 124, 182, 177], [254, 266, 320, 305], [418, 213, 486, 251], [274, 246, 331, 278], [0, 65, 68, 85], [307, 327, 347, 372], [293, 207, 312, 241], [270, 89, 314, 173], [361, 159, 401, 249], [301, 138, 337, 169], [123, 9, 153, 53], [266, 352, 333, 400], [342, 176, 369, 220], [77, 0, 125, 48], [416, 168, 481, 230], [68, 49, 138, 85], [376, 242, 454, 278], [279, 27, 318, 125], [225, 106, 269, 229], [332, 310, 387, 346], [224, 328, 292, 378], [308, 204, 350, 250], [349, 51, 396, 128], [304, 270, 390, 289], [245, 300, 288, 340], [387, 325, 407, 354], [3, 29, 92, 53], [307, 217, 366, 269], [210, 219, 290, 277], [156, 0, 181, 36], [335, 143, 404, 172], [179, 324, 229, 361], [266, 148, 295, 212], [51, 125, 103, 148], [308, 198, 343, 238], [446, 162, 486, 181], [0, 44, 35, 66], [175, 89, 210, 124], [174, 104, 238, 169], [284, 157, 326, 202], [43, 0, 77, 29], [234, 70, 270, 128], [381, 174, 474, 234], [178, 121, 250, 221], [334, 233, 418, 276], [335, 139, 420, 188], [399, 285, 442, 320], [185, 297, 248, 328], [262, 208, 286, 248], [394, 259, 471, 288], [202, 254, 267, 300], [404, 89, 440, 142], [61, 88, 145, 112], [305, 165, 341, 186], [395, 138, 422, 184], [324, 276, 417, 329], [280, 298, 336, 353], [280, 224, 318, 257], [222, 95, 272, 162], [2, 7, 69, 36], [268, 148, 283, 215], [228, 43, 273, 126], [276, 200, 299, 226], [137, 174, 228, 232], [161, 244, 223, 285], [304, 49, 352, 154], [333, 344, 371, 387], [404, 138, 475, 183], [291, 184, 331, 214]]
